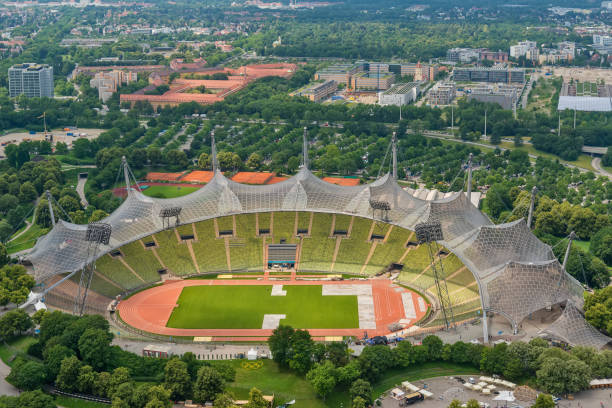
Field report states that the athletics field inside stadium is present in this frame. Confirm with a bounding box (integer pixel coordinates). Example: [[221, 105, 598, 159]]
[[116, 276, 430, 340]]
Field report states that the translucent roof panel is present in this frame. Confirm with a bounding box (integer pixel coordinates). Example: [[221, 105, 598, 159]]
[[545, 302, 611, 349], [558, 96, 612, 112]]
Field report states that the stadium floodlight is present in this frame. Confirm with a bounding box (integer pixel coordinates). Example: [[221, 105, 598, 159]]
[[86, 223, 112, 245], [75, 222, 112, 316], [159, 207, 182, 229], [159, 207, 182, 218], [369, 199, 391, 210], [415, 221, 444, 243]]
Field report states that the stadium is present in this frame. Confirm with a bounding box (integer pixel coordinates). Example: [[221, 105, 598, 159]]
[[24, 138, 611, 349]]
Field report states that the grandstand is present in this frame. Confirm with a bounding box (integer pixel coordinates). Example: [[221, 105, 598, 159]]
[[27, 167, 609, 348]]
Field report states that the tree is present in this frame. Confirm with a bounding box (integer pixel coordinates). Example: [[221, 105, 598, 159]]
[[163, 358, 191, 400], [244, 388, 268, 408], [590, 227, 612, 266], [78, 328, 112, 371], [536, 357, 591, 395], [306, 361, 337, 400], [422, 335, 444, 361], [288, 329, 314, 374], [532, 394, 555, 408], [326, 342, 349, 367], [0, 244, 8, 268], [337, 359, 361, 386], [0, 221, 12, 243], [352, 396, 367, 408], [108, 367, 131, 398], [7, 358, 46, 391], [246, 153, 262, 170], [268, 325, 295, 367], [89, 209, 109, 223], [58, 195, 80, 213], [18, 182, 37, 202], [94, 371, 112, 398], [0, 309, 33, 340], [5, 390, 56, 408], [448, 400, 463, 408], [465, 400, 480, 408], [193, 366, 225, 403], [76, 365, 96, 394], [56, 356, 82, 392], [43, 344, 75, 381], [349, 379, 372, 405], [197, 152, 211, 169], [214, 392, 239, 408], [166, 150, 189, 170]]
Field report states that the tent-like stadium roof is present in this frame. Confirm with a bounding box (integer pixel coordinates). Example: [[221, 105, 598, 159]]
[[26, 168, 610, 348]]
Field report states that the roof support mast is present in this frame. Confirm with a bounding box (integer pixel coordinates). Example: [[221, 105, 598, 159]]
[[466, 153, 473, 203], [211, 131, 219, 173], [527, 186, 537, 229], [302, 127, 309, 169], [122, 156, 131, 196], [392, 132, 397, 180], [563, 231, 576, 270], [46, 190, 55, 227]]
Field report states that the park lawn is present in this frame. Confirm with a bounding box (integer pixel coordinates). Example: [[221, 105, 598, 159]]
[[141, 185, 199, 198], [572, 240, 590, 252], [220, 359, 477, 408], [0, 336, 37, 366], [221, 359, 331, 408], [6, 223, 48, 254], [166, 285, 358, 329]]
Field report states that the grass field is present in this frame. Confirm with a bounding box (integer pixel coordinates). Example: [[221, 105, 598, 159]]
[[141, 185, 199, 198], [166, 284, 358, 329], [6, 223, 48, 254]]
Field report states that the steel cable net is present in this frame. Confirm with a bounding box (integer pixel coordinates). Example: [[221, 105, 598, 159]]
[[545, 302, 611, 349], [425, 192, 493, 243], [453, 219, 554, 278], [483, 260, 585, 327], [26, 169, 606, 348]]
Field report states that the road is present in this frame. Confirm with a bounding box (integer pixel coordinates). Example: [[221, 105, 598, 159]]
[[76, 176, 88, 207], [592, 157, 612, 180]]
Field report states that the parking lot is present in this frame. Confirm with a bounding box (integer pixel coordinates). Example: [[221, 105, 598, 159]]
[[0, 128, 104, 156], [379, 375, 612, 408]]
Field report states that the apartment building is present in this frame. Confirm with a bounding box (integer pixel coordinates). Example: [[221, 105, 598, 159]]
[[90, 70, 138, 102], [428, 82, 456, 106]]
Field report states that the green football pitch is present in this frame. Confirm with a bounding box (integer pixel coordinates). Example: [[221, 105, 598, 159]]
[[166, 285, 359, 329], [141, 185, 199, 198]]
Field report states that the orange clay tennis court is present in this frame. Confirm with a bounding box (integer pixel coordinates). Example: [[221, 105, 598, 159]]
[[116, 276, 429, 341]]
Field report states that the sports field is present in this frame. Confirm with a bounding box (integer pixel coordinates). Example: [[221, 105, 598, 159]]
[[166, 285, 359, 329], [142, 185, 199, 198]]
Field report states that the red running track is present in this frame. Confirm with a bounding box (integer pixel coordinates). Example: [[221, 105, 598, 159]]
[[116, 278, 429, 340]]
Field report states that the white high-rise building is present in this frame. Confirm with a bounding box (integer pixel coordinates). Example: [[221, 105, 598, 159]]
[[8, 63, 54, 98]]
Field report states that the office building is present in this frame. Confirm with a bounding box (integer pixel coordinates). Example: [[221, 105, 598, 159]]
[[298, 80, 337, 102], [379, 82, 420, 106], [314, 63, 364, 85], [428, 82, 456, 106], [467, 85, 518, 110], [8, 63, 54, 98], [350, 71, 395, 90], [453, 67, 525, 84]]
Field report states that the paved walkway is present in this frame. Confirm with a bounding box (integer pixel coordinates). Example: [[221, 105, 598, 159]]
[[0, 359, 19, 397], [76, 176, 88, 207]]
